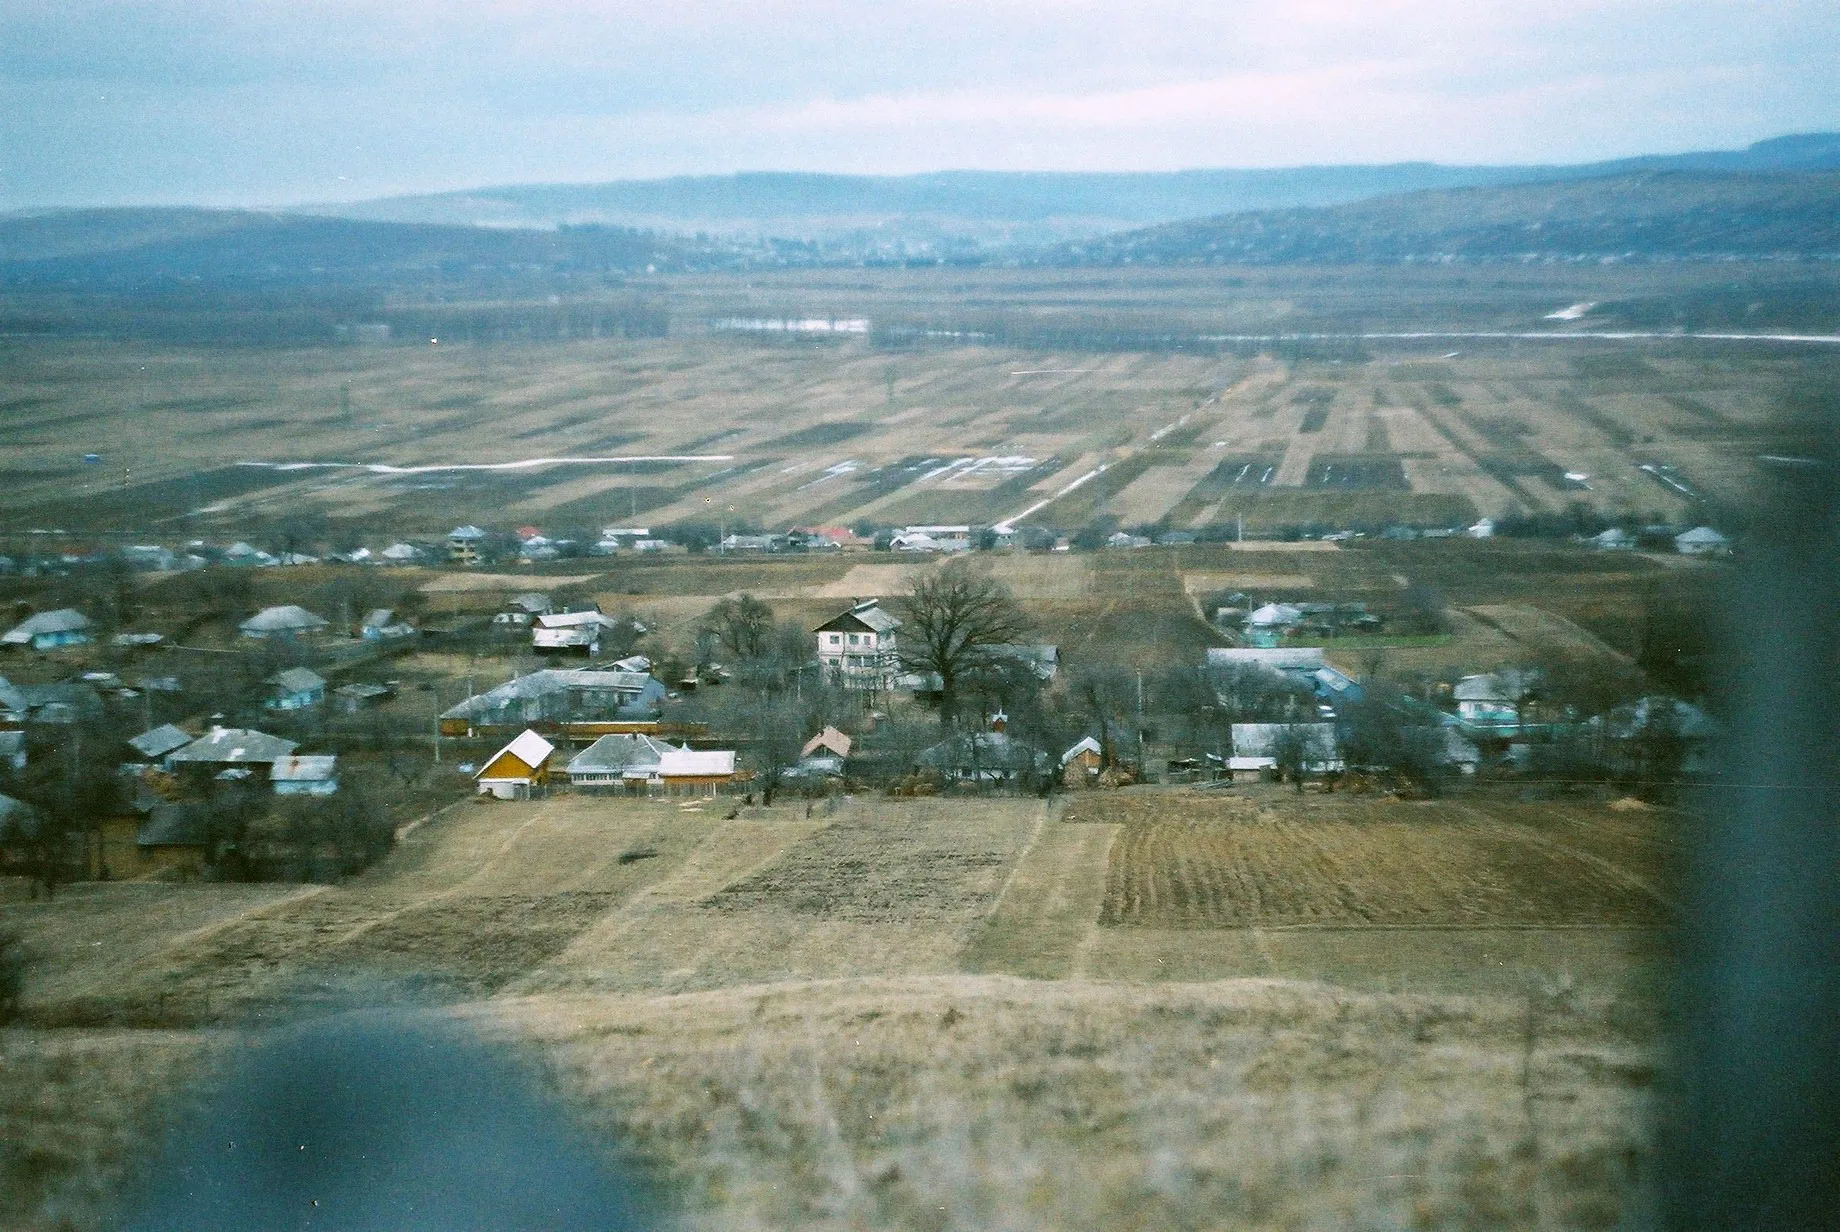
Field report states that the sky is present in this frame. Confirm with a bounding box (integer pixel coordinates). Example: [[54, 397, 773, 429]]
[[3, 0, 1837, 209]]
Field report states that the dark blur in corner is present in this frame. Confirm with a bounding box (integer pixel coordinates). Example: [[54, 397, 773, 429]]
[[1663, 435, 1840, 1228], [120, 1010, 655, 1232]]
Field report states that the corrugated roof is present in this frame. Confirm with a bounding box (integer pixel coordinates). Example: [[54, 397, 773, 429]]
[[816, 601, 901, 634], [139, 803, 208, 847]]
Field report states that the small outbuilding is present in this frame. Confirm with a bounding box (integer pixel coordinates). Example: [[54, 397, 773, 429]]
[[474, 729, 555, 800]]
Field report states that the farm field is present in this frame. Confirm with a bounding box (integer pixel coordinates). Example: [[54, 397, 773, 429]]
[[3, 784, 1671, 1229], [4, 263, 1831, 541]]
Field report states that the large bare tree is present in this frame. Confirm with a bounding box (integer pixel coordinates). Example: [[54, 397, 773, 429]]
[[701, 593, 775, 662], [899, 564, 1031, 727]]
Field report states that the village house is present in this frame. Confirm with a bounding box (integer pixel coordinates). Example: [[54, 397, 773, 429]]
[[919, 728, 1050, 785], [801, 726, 853, 760], [126, 723, 194, 768], [0, 678, 103, 726], [565, 735, 740, 796], [333, 681, 395, 713], [223, 541, 278, 568], [264, 666, 327, 711], [166, 726, 300, 781], [2, 608, 93, 651], [815, 599, 902, 692], [532, 609, 623, 655], [1207, 646, 1328, 693], [1228, 723, 1344, 778], [449, 525, 488, 565], [474, 729, 555, 799], [130, 804, 210, 877], [361, 609, 417, 641], [1242, 602, 1304, 648], [240, 605, 330, 640], [379, 542, 426, 565], [271, 754, 340, 796], [1675, 526, 1730, 556], [1453, 670, 1536, 733], [493, 593, 553, 627], [440, 669, 667, 737], [1060, 736, 1104, 787], [1589, 527, 1635, 551]]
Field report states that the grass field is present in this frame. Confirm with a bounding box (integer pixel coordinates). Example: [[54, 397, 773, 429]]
[[2, 783, 1672, 1229]]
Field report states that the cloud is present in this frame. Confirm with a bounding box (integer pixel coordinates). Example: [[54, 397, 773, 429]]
[[2, 0, 1835, 206]]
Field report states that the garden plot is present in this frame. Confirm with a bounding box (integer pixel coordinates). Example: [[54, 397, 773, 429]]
[[1083, 794, 1669, 930]]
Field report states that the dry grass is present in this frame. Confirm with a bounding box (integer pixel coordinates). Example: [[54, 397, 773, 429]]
[[481, 974, 1659, 1232]]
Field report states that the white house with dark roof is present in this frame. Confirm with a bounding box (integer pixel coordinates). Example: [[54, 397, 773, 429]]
[[440, 669, 666, 735], [815, 599, 902, 691]]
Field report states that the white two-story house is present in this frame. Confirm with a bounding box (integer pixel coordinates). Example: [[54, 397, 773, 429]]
[[815, 599, 901, 692]]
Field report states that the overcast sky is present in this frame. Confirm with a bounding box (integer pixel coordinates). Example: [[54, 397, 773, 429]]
[[3, 0, 1837, 209]]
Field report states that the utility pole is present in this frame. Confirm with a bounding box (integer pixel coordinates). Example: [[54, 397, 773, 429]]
[[432, 686, 441, 765]]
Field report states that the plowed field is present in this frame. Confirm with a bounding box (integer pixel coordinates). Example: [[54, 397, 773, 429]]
[[1079, 792, 1671, 929]]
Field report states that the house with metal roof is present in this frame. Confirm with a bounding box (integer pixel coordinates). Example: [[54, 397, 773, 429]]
[[239, 605, 329, 639], [2, 608, 93, 650], [1206, 646, 1327, 686], [127, 723, 195, 765], [1675, 526, 1730, 556], [565, 733, 672, 790], [272, 754, 340, 796], [265, 667, 327, 711], [532, 610, 622, 655], [168, 727, 300, 777], [475, 730, 555, 799], [448, 525, 488, 565], [1228, 723, 1343, 776], [440, 669, 666, 736], [815, 599, 902, 691], [1242, 603, 1304, 648], [919, 729, 1050, 784], [361, 609, 416, 641]]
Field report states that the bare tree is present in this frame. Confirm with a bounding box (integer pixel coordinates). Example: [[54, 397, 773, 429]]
[[899, 564, 1030, 728], [701, 594, 775, 662]]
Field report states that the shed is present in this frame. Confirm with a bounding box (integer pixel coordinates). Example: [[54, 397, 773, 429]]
[[655, 747, 738, 795], [1060, 735, 1104, 787], [475, 729, 555, 799]]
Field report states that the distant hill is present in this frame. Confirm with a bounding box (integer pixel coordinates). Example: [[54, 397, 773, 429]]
[[301, 133, 1840, 254], [0, 209, 755, 288], [1047, 171, 1840, 266]]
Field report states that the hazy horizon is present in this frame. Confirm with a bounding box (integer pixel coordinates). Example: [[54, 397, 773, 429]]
[[4, 1, 1837, 211]]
